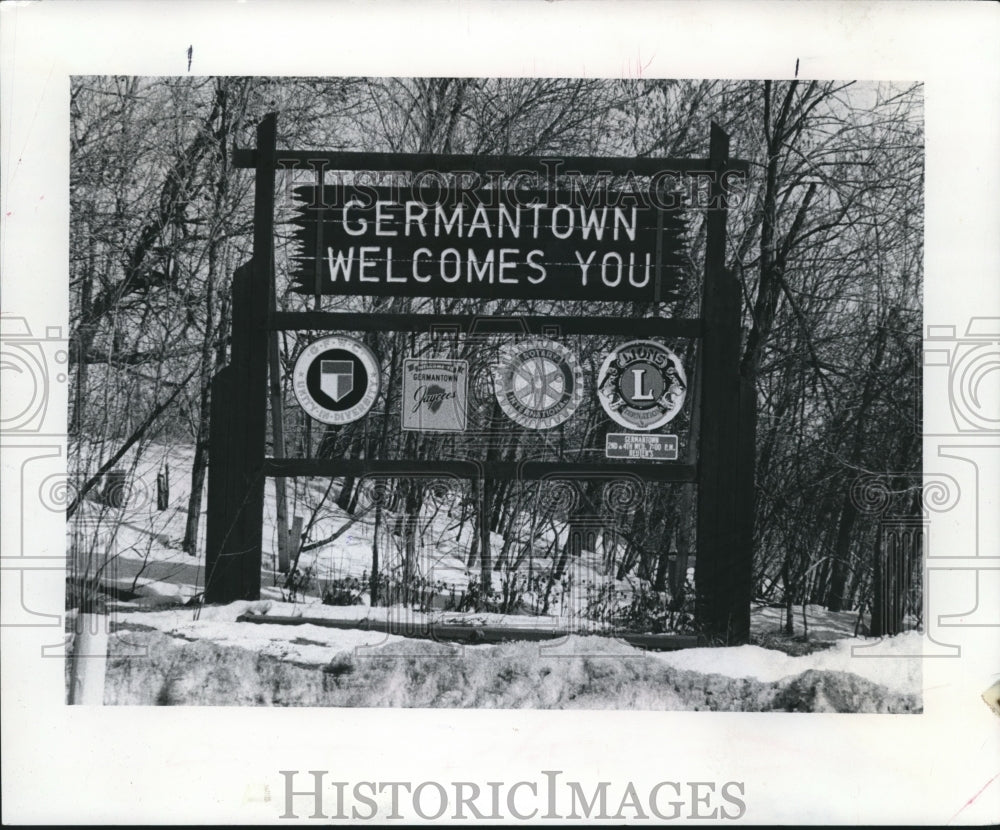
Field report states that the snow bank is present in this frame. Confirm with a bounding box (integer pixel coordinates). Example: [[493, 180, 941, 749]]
[[102, 628, 920, 713], [651, 633, 922, 697]]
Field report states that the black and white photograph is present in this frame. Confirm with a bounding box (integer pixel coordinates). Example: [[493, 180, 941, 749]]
[[63, 74, 926, 712], [2, 1, 998, 825]]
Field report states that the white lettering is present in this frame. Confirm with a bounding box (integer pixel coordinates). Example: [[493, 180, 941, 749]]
[[551, 205, 574, 240], [358, 247, 380, 282], [498, 248, 519, 284], [467, 249, 495, 283], [601, 251, 623, 286], [385, 247, 404, 282], [326, 247, 354, 281], [632, 369, 654, 400], [405, 201, 428, 237], [578, 206, 608, 240], [575, 250, 597, 286], [497, 204, 520, 239], [440, 248, 461, 282], [342, 200, 367, 236], [467, 203, 493, 238], [526, 249, 547, 284], [374, 201, 397, 236], [412, 248, 432, 282], [613, 207, 637, 241], [434, 204, 464, 236], [628, 251, 652, 288]]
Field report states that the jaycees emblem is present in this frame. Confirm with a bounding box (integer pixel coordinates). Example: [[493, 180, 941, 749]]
[[402, 359, 468, 432], [292, 336, 380, 424], [597, 339, 687, 431], [493, 339, 584, 429]]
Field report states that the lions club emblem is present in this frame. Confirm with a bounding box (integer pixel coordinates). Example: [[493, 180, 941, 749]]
[[493, 339, 584, 430], [597, 340, 687, 431]]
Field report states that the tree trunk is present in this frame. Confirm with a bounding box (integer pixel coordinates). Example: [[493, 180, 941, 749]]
[[668, 485, 695, 609], [336, 475, 356, 512], [826, 492, 858, 611], [869, 527, 885, 637], [182, 237, 220, 555], [370, 502, 382, 606], [70, 217, 97, 436]]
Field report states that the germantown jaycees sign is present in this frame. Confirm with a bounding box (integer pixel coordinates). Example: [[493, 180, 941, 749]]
[[292, 336, 380, 424], [289, 186, 688, 301], [401, 359, 469, 432]]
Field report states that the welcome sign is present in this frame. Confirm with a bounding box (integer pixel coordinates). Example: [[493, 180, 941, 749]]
[[207, 115, 755, 652], [289, 186, 689, 301]]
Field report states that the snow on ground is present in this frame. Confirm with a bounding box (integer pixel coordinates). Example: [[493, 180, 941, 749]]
[[651, 632, 920, 696], [110, 598, 919, 698], [70, 440, 924, 709], [751, 602, 866, 642], [73, 441, 663, 621]]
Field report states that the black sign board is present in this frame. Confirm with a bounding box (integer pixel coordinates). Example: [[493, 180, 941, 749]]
[[289, 186, 688, 301]]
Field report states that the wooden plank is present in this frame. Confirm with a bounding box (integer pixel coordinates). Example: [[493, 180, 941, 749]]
[[236, 612, 702, 651], [262, 457, 698, 482], [234, 147, 750, 178], [268, 311, 702, 338]]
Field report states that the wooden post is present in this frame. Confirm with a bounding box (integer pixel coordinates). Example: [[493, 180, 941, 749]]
[[156, 463, 169, 510], [204, 114, 276, 603], [695, 124, 751, 644]]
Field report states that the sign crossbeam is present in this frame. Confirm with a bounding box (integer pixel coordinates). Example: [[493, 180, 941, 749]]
[[268, 311, 702, 338], [233, 148, 751, 177], [263, 458, 698, 483]]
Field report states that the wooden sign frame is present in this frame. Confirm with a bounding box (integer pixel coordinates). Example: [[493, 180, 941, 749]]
[[205, 114, 755, 646]]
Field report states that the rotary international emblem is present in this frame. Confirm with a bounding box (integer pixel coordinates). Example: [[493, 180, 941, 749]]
[[493, 338, 584, 429], [597, 339, 687, 431]]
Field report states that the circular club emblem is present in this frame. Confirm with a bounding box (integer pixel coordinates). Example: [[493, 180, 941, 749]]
[[292, 336, 380, 425], [493, 339, 584, 430], [597, 340, 687, 431]]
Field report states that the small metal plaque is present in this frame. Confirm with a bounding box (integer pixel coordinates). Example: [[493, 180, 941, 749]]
[[605, 432, 679, 460]]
